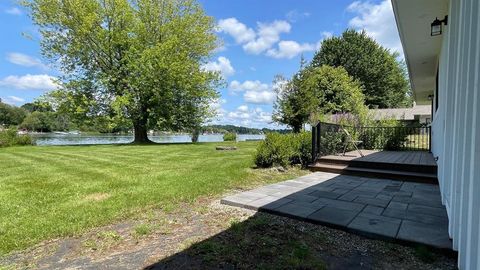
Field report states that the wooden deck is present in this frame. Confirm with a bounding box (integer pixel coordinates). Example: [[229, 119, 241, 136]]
[[309, 150, 438, 184], [322, 150, 437, 166]]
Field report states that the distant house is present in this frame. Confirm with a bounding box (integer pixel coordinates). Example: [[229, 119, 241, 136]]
[[329, 105, 431, 125], [392, 0, 480, 269], [369, 105, 431, 124]]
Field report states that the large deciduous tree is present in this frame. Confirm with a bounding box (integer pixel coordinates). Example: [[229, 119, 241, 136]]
[[311, 29, 411, 108], [273, 65, 366, 132], [25, 0, 221, 143], [272, 73, 309, 133]]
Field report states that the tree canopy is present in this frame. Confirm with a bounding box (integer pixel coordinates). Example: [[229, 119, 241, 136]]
[[25, 0, 221, 143], [273, 65, 366, 132], [0, 101, 27, 126], [311, 29, 411, 108], [302, 65, 366, 116]]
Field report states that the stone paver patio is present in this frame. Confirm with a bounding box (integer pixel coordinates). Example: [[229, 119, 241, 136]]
[[221, 172, 452, 249]]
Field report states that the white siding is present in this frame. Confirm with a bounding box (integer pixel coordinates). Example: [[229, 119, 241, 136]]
[[431, 0, 480, 268]]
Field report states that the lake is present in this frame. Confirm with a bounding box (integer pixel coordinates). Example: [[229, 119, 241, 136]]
[[31, 133, 265, 146]]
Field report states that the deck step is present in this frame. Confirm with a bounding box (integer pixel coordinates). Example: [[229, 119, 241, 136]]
[[317, 157, 437, 174], [308, 162, 438, 184]]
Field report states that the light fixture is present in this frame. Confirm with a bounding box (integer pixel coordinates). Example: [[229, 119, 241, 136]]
[[431, 16, 448, 36]]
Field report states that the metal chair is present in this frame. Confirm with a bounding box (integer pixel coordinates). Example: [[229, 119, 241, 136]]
[[342, 128, 364, 157]]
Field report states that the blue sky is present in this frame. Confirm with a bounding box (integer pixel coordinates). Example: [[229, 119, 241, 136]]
[[0, 0, 402, 129]]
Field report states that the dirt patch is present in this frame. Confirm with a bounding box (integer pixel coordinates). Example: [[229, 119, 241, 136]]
[[0, 198, 457, 270]]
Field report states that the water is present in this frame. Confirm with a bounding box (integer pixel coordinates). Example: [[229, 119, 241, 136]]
[[31, 133, 265, 146]]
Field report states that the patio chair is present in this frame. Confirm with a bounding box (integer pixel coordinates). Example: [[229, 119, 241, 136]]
[[342, 128, 364, 157]]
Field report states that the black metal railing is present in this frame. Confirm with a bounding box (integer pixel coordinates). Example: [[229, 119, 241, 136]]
[[311, 122, 431, 162]]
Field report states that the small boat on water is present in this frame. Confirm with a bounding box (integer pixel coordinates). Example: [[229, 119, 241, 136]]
[[54, 131, 69, 135], [69, 130, 81, 135]]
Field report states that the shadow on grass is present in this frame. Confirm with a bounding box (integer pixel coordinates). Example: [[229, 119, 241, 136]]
[[143, 213, 375, 270]]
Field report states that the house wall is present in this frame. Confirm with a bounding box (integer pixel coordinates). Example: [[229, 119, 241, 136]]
[[432, 0, 480, 268]]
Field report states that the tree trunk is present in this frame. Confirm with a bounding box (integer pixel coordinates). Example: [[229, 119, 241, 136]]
[[132, 111, 153, 144], [292, 124, 302, 133]]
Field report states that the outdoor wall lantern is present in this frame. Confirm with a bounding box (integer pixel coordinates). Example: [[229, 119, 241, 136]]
[[431, 16, 448, 36]]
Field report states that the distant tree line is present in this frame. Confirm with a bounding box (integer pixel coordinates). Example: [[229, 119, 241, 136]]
[[1, 100, 291, 134], [202, 125, 290, 135], [0, 99, 132, 133]]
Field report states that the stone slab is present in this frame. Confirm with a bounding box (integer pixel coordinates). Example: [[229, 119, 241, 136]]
[[362, 205, 385, 215], [274, 202, 323, 218], [309, 190, 343, 199], [307, 206, 360, 226], [348, 212, 401, 238], [354, 196, 390, 208], [397, 220, 452, 249], [408, 204, 448, 218], [221, 172, 452, 251]]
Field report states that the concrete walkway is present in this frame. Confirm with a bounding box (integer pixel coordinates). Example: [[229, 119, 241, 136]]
[[221, 172, 452, 249]]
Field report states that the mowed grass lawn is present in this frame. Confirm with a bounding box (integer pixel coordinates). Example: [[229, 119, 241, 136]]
[[0, 142, 304, 255]]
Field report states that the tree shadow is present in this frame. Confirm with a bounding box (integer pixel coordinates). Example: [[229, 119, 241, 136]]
[[143, 173, 456, 269], [143, 212, 374, 270]]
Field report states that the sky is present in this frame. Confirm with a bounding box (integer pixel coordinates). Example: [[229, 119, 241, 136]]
[[0, 0, 402, 129]]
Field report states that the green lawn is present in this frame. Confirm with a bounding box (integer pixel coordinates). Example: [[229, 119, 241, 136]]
[[0, 142, 305, 255]]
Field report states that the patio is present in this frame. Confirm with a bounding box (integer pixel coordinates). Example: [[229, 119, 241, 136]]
[[221, 172, 452, 249]]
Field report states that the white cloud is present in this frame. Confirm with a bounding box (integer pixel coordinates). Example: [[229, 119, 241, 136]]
[[211, 98, 226, 110], [228, 80, 276, 105], [202, 56, 235, 78], [347, 0, 403, 55], [217, 18, 255, 44], [244, 90, 276, 104], [0, 74, 58, 91], [217, 18, 292, 55], [266, 40, 315, 59], [266, 30, 334, 59], [229, 80, 270, 93], [286, 10, 311, 23], [6, 53, 47, 69], [215, 105, 274, 128], [237, 105, 249, 112], [243, 20, 291, 54], [1, 96, 25, 105], [210, 98, 227, 117], [218, 17, 329, 59], [227, 110, 250, 120], [5, 7, 22, 15], [321, 31, 333, 40]]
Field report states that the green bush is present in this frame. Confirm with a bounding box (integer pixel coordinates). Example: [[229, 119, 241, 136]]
[[254, 132, 312, 168], [320, 131, 344, 156], [223, 132, 237, 142], [0, 129, 35, 147]]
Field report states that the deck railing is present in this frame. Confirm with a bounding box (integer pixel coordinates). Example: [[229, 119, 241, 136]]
[[311, 122, 431, 161]]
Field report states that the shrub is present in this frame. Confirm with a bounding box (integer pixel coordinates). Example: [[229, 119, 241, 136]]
[[320, 131, 344, 156], [0, 129, 35, 147], [254, 132, 312, 168], [223, 132, 237, 142]]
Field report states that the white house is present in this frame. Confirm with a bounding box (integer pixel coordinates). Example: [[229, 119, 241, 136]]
[[391, 0, 479, 269], [369, 104, 432, 124]]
